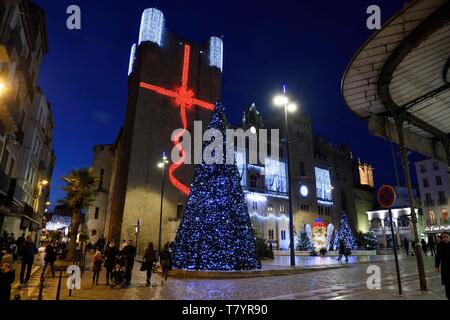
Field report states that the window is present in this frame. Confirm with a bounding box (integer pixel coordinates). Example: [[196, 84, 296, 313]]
[[420, 164, 426, 173], [425, 193, 432, 202], [0, 148, 9, 173], [252, 202, 257, 210], [299, 162, 305, 177], [438, 191, 446, 202], [433, 162, 439, 171], [98, 169, 105, 190], [268, 229, 274, 240], [281, 230, 286, 240], [92, 230, 97, 236], [436, 176, 442, 186], [177, 204, 183, 219], [94, 207, 99, 220], [429, 210, 436, 225], [442, 209, 448, 224], [267, 205, 273, 212], [279, 147, 284, 158], [423, 178, 429, 188], [250, 175, 257, 188], [301, 204, 309, 212], [279, 205, 286, 213]]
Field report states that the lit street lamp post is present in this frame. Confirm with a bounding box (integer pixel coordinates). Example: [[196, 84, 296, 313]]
[[274, 85, 298, 267], [157, 152, 169, 254]]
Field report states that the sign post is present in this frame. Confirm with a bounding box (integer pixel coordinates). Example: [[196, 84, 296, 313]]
[[377, 185, 402, 295]]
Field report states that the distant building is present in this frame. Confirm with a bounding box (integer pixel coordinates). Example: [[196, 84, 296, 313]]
[[415, 158, 450, 235], [0, 1, 55, 242], [352, 160, 376, 233]]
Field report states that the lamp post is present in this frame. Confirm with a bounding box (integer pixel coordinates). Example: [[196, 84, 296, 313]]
[[135, 219, 140, 257], [157, 152, 169, 254], [273, 85, 298, 267]]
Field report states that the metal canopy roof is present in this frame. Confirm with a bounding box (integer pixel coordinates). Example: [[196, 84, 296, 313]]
[[342, 0, 450, 162]]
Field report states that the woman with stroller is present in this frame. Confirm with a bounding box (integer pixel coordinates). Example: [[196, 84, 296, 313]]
[[159, 242, 172, 287], [104, 241, 119, 285], [143, 242, 157, 287], [92, 251, 104, 285]]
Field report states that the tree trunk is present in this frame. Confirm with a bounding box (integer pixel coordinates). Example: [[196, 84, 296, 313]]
[[66, 210, 81, 262]]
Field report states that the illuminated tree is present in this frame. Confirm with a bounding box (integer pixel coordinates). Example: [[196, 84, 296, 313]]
[[172, 102, 261, 270], [296, 227, 314, 252], [332, 213, 357, 251]]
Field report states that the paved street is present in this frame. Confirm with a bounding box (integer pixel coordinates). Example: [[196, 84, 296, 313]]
[[13, 253, 447, 300]]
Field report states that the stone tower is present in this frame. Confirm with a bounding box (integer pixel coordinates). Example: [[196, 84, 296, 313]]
[[105, 8, 222, 253]]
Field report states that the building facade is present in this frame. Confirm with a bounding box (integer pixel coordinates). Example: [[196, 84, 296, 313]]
[[0, 0, 54, 242], [415, 158, 450, 235]]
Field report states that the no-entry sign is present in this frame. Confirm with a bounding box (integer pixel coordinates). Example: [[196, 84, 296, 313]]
[[377, 185, 397, 208]]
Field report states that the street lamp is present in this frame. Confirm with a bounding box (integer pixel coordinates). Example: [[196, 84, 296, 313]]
[[157, 151, 169, 254], [0, 80, 6, 97], [41, 179, 49, 186], [273, 85, 298, 267]]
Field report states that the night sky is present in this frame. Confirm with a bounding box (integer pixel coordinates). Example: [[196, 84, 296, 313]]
[[32, 0, 419, 208]]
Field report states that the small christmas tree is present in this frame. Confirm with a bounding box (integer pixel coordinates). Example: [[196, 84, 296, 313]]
[[332, 212, 357, 251], [296, 228, 313, 251], [172, 102, 261, 271], [363, 231, 379, 250]]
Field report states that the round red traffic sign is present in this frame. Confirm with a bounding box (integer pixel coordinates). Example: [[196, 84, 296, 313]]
[[377, 185, 397, 208]]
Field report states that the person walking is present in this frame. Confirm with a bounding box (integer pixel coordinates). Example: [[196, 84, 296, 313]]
[[403, 238, 409, 256], [421, 239, 428, 257], [121, 240, 136, 286], [15, 233, 25, 261], [42, 243, 57, 278], [337, 239, 349, 262], [119, 240, 127, 251], [435, 232, 450, 300], [0, 249, 15, 301], [92, 251, 104, 285], [104, 241, 119, 285], [159, 242, 172, 287], [142, 242, 157, 287], [429, 236, 437, 256], [19, 236, 37, 287]]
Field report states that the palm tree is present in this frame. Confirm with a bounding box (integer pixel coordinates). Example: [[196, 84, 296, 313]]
[[60, 168, 98, 262]]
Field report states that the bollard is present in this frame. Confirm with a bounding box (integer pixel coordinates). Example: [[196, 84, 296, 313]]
[[56, 270, 63, 300], [38, 272, 45, 300]]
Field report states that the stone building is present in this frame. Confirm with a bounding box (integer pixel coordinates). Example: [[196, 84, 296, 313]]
[[352, 160, 376, 233], [0, 0, 54, 242]]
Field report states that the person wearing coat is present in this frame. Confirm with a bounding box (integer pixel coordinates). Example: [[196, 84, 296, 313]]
[[104, 241, 119, 285], [92, 251, 104, 285], [0, 250, 15, 301], [337, 239, 349, 262], [435, 232, 450, 300], [143, 242, 157, 286], [19, 236, 37, 287], [43, 243, 57, 277]]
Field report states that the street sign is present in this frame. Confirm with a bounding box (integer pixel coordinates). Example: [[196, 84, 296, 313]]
[[377, 185, 397, 208]]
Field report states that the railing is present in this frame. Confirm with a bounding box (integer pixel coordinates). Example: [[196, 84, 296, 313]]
[[438, 198, 448, 205], [424, 200, 434, 207]]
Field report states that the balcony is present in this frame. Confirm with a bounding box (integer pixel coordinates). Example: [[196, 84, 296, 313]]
[[438, 198, 448, 205], [0, 97, 19, 134]]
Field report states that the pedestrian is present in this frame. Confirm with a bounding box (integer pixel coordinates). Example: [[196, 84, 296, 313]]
[[19, 236, 37, 287], [410, 240, 416, 256], [421, 238, 428, 257], [104, 241, 119, 285], [0, 249, 15, 301], [159, 242, 172, 287], [435, 232, 450, 300], [121, 240, 136, 286], [15, 233, 25, 261], [142, 242, 157, 287], [43, 243, 57, 278], [337, 239, 349, 262], [429, 236, 437, 256], [403, 238, 409, 256], [92, 250, 104, 285]]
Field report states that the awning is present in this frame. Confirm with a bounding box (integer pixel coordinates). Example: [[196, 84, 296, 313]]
[[342, 0, 450, 162]]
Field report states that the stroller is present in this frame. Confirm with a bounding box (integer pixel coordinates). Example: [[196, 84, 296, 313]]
[[110, 255, 127, 288]]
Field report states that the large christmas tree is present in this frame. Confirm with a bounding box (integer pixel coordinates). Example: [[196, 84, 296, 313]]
[[172, 102, 261, 271], [296, 227, 314, 252], [332, 212, 357, 251]]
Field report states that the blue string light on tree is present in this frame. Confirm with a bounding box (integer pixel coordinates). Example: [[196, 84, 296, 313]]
[[172, 102, 261, 271]]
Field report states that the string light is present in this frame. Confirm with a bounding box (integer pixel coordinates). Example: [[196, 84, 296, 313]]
[[249, 212, 288, 221], [139, 8, 165, 46], [128, 43, 136, 76], [208, 36, 223, 71]]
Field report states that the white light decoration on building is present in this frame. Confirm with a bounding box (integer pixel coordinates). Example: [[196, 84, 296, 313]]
[[45, 215, 71, 231], [138, 8, 165, 46], [265, 158, 287, 193], [235, 151, 246, 186], [300, 185, 309, 197], [208, 36, 223, 71], [128, 43, 137, 76], [250, 212, 288, 221], [315, 167, 332, 202], [246, 192, 267, 202]]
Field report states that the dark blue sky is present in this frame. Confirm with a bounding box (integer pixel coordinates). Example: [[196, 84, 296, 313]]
[[32, 0, 417, 207]]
